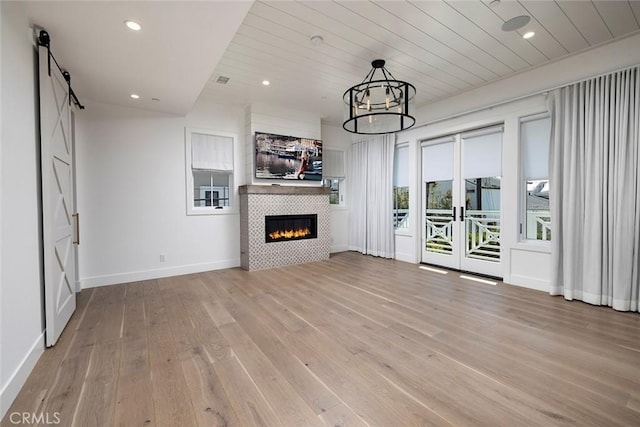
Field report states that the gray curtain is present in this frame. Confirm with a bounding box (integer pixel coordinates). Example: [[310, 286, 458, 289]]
[[347, 134, 395, 258], [548, 66, 640, 311]]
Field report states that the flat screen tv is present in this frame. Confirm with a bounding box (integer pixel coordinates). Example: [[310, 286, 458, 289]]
[[255, 131, 322, 181]]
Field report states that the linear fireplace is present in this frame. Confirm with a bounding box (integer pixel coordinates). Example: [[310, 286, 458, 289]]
[[265, 214, 317, 243], [239, 185, 330, 271]]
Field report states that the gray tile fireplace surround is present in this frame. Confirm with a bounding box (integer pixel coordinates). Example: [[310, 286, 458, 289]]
[[239, 185, 331, 271]]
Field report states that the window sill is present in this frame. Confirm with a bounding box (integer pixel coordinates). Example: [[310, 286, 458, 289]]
[[187, 208, 239, 216]]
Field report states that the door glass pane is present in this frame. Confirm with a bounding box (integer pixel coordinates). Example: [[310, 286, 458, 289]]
[[425, 180, 454, 255], [464, 177, 500, 262]]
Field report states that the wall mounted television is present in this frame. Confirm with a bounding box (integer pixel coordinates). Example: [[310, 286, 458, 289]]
[[254, 131, 322, 181]]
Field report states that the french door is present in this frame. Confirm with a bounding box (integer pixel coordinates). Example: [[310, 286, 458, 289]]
[[421, 126, 503, 278]]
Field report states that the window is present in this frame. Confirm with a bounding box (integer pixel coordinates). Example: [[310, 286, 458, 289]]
[[322, 178, 341, 204], [322, 149, 345, 206], [185, 128, 234, 214], [393, 144, 409, 229], [520, 115, 551, 241]]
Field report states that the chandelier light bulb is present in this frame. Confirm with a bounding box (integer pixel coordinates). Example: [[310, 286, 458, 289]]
[[385, 86, 390, 110]]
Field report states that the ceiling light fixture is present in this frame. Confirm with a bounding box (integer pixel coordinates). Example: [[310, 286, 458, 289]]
[[523, 31, 535, 39], [262, 80, 270, 86], [343, 59, 416, 135], [124, 20, 142, 31], [310, 35, 324, 46], [130, 93, 140, 99], [501, 15, 530, 32]]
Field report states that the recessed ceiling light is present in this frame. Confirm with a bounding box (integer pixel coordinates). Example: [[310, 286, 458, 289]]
[[501, 15, 530, 32], [262, 80, 270, 86], [523, 31, 535, 39], [130, 93, 140, 99], [310, 35, 324, 46], [151, 97, 160, 102], [124, 20, 141, 31]]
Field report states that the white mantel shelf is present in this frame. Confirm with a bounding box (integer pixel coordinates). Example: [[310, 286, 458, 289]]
[[239, 184, 330, 196]]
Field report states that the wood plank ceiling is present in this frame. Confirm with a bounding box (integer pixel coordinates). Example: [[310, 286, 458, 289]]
[[205, 0, 640, 126]]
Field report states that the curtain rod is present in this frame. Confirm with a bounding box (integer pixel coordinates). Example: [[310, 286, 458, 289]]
[[37, 30, 85, 110], [415, 62, 639, 129]]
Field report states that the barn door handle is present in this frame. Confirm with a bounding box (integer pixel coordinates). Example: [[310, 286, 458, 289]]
[[452, 207, 456, 219], [459, 206, 464, 222], [73, 213, 80, 245]]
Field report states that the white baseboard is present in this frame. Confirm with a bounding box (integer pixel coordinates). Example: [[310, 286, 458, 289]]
[[394, 252, 416, 263], [0, 332, 45, 420], [79, 258, 241, 288], [506, 274, 549, 293], [330, 245, 348, 253]]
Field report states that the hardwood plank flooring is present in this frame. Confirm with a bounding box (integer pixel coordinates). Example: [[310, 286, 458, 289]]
[[3, 252, 640, 426]]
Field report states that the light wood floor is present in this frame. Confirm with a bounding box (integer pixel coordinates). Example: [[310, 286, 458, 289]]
[[3, 252, 640, 426]]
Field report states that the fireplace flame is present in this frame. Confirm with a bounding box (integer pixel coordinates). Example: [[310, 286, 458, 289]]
[[268, 227, 311, 240]]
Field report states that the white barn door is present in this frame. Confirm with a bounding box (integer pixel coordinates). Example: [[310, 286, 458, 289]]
[[39, 44, 77, 347]]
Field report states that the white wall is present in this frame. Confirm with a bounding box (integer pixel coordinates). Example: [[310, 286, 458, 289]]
[[321, 123, 350, 151], [0, 2, 45, 418], [396, 32, 640, 291], [245, 102, 321, 186], [75, 95, 246, 288]]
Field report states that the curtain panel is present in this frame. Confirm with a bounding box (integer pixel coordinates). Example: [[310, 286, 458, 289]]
[[347, 134, 395, 258], [548, 66, 640, 311]]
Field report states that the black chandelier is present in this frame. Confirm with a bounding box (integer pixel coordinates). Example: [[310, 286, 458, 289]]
[[343, 59, 416, 135]]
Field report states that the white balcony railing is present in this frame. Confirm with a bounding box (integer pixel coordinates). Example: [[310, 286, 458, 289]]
[[425, 209, 501, 262], [425, 209, 454, 254], [527, 211, 551, 241], [394, 209, 409, 229], [465, 210, 500, 262]]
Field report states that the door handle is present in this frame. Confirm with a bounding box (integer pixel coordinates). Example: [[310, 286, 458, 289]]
[[452, 206, 456, 219], [459, 206, 464, 222], [72, 213, 80, 245]]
